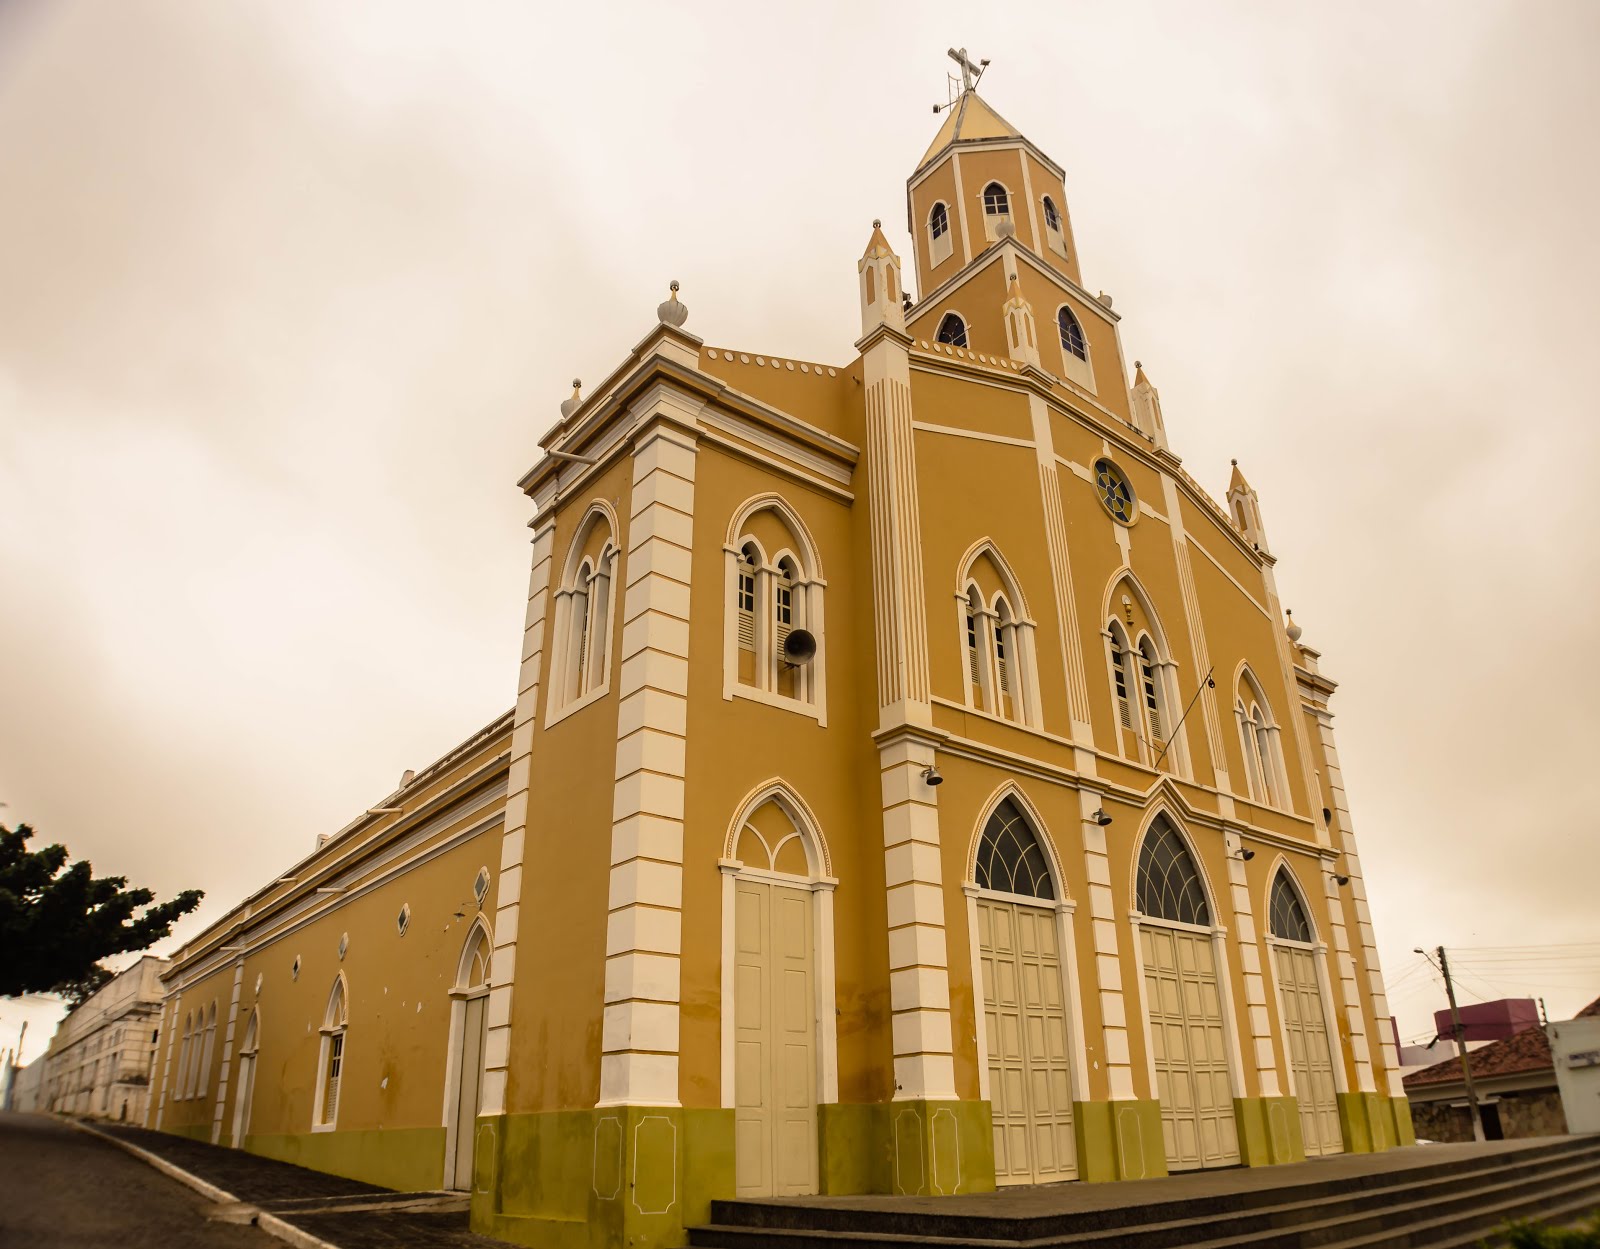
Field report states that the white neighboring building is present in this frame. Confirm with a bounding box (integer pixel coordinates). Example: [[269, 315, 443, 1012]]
[[1549, 1013, 1600, 1135], [40, 957, 168, 1122]]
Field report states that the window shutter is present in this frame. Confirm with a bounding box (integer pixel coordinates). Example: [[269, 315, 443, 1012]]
[[324, 1034, 343, 1123], [737, 560, 756, 649], [995, 624, 1010, 694]]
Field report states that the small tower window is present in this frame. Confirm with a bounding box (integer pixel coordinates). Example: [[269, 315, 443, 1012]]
[[935, 313, 968, 348], [1057, 307, 1087, 361], [930, 202, 949, 240], [1042, 196, 1061, 232], [982, 182, 1009, 216]]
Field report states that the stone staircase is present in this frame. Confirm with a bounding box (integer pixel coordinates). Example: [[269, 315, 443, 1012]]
[[690, 1137, 1600, 1249]]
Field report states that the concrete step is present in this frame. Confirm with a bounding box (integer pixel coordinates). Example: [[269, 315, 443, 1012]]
[[701, 1137, 1599, 1240], [688, 1138, 1600, 1249]]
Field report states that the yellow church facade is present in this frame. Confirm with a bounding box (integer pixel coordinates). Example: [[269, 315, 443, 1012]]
[[146, 71, 1412, 1249]]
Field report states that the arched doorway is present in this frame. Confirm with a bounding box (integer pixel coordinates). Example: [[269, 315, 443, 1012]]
[[1134, 816, 1240, 1170], [969, 794, 1078, 1184], [231, 1009, 259, 1147], [443, 921, 491, 1191], [1267, 867, 1342, 1156], [720, 784, 836, 1198]]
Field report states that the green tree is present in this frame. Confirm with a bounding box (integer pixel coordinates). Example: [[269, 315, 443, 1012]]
[[0, 824, 202, 1002]]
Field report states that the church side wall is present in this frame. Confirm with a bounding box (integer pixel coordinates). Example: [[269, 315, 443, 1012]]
[[150, 734, 508, 1193]]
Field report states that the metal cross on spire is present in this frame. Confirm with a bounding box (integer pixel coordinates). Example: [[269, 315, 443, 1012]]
[[947, 46, 988, 93]]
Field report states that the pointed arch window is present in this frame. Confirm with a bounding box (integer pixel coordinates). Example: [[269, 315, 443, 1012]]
[[176, 1012, 193, 1100], [549, 507, 618, 721], [956, 549, 1040, 728], [1107, 622, 1135, 731], [1138, 637, 1167, 750], [314, 978, 348, 1130], [725, 501, 826, 718], [1042, 196, 1061, 232], [1137, 818, 1211, 926], [983, 182, 1010, 217], [1057, 307, 1087, 361], [936, 312, 968, 348], [1269, 870, 1313, 943], [976, 798, 1055, 900], [196, 1002, 217, 1100], [930, 202, 949, 240], [1235, 670, 1288, 808]]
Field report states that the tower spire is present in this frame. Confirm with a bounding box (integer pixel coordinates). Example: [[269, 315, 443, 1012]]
[[858, 220, 906, 337]]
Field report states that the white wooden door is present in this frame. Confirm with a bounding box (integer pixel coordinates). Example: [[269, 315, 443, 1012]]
[[447, 994, 487, 1191], [978, 899, 1077, 1184], [1142, 925, 1239, 1170], [230, 1052, 255, 1146], [1275, 945, 1342, 1156], [734, 878, 817, 1197]]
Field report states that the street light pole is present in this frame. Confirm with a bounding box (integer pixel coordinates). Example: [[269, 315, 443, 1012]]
[[1437, 945, 1485, 1141]]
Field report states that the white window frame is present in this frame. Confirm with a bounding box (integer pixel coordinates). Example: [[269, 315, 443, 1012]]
[[545, 503, 620, 728], [441, 917, 493, 1191], [1234, 666, 1290, 810], [1041, 195, 1068, 259], [928, 201, 953, 268], [1053, 304, 1094, 391], [312, 975, 348, 1133], [980, 180, 1014, 242], [722, 497, 828, 726]]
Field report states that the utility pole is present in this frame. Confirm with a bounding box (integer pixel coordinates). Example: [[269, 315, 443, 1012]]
[[1438, 946, 1485, 1141]]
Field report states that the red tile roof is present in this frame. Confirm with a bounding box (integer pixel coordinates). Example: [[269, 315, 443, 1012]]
[[1404, 994, 1600, 1089]]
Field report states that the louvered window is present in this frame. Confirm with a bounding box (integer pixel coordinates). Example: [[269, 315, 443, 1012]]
[[1110, 631, 1132, 729], [322, 1033, 343, 1124], [775, 567, 794, 650], [736, 554, 756, 650], [966, 610, 981, 684], [1141, 649, 1163, 743], [994, 622, 1010, 694]]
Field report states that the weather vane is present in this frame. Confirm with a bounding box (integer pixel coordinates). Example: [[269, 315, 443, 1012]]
[[934, 47, 989, 114]]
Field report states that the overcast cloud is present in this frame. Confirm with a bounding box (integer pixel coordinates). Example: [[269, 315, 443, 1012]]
[[2, 0, 1597, 1058]]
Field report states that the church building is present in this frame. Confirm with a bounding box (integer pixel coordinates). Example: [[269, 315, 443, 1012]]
[[145, 59, 1413, 1249]]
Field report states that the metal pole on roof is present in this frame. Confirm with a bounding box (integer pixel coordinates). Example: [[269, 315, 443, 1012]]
[[1438, 946, 1486, 1142]]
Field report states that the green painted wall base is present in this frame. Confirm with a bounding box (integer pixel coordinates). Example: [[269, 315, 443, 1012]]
[[1336, 1091, 1413, 1154], [470, 1106, 732, 1249], [1074, 1099, 1166, 1181], [162, 1122, 212, 1144], [882, 1100, 994, 1196], [245, 1125, 446, 1193], [1233, 1096, 1305, 1166]]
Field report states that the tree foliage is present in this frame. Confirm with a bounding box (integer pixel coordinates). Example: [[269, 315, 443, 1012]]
[[0, 824, 202, 1001]]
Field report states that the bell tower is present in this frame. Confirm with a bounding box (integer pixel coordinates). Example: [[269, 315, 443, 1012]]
[[906, 49, 1083, 298]]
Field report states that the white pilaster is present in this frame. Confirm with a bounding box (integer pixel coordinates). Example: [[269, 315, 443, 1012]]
[[1224, 837, 1281, 1097], [210, 960, 245, 1143], [1078, 787, 1135, 1100], [880, 735, 956, 1101], [481, 519, 557, 1118], [599, 422, 697, 1107]]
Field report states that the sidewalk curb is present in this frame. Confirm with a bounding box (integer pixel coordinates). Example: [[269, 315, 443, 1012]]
[[63, 1117, 342, 1249]]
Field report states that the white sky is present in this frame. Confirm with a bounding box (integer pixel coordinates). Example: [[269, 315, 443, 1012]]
[[3, 1, 1597, 1062]]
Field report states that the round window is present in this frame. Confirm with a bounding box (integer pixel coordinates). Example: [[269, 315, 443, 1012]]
[[1094, 458, 1136, 523]]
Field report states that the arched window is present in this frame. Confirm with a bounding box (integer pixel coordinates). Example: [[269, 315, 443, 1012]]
[[725, 499, 826, 717], [956, 544, 1040, 728], [1057, 307, 1087, 361], [1106, 622, 1135, 731], [1137, 636, 1168, 754], [1137, 817, 1210, 926], [983, 182, 1009, 217], [314, 977, 348, 1130], [930, 202, 949, 240], [975, 798, 1054, 899], [550, 505, 618, 718], [176, 1012, 192, 1100], [1042, 195, 1061, 232], [197, 1002, 217, 1099], [1235, 669, 1287, 807], [1269, 870, 1313, 943], [935, 312, 968, 348]]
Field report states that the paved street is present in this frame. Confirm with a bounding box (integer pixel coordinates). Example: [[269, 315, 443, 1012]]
[[0, 1113, 278, 1248]]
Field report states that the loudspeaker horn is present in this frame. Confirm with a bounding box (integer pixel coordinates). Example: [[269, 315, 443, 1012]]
[[782, 629, 817, 666]]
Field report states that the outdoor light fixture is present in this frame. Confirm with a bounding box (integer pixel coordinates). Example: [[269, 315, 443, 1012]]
[[1083, 808, 1113, 826], [1235, 847, 1256, 861], [1331, 873, 1350, 886], [921, 766, 943, 787]]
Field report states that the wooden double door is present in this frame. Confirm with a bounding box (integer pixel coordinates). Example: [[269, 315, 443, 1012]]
[[734, 878, 818, 1197], [1141, 924, 1240, 1171], [1274, 944, 1342, 1156], [977, 898, 1077, 1184]]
